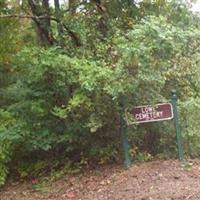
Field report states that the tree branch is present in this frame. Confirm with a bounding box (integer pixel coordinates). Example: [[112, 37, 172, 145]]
[[0, 14, 81, 47], [0, 14, 57, 21]]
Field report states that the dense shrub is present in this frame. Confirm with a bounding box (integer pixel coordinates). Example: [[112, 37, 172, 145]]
[[1, 11, 200, 186], [0, 110, 16, 186], [180, 99, 200, 157], [10, 16, 200, 161]]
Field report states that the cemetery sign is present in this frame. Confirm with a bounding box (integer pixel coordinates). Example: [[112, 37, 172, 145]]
[[125, 103, 173, 124]]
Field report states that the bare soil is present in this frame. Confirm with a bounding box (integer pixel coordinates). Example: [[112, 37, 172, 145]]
[[1, 160, 200, 200]]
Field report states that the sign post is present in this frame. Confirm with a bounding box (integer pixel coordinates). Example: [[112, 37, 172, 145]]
[[120, 90, 184, 168], [171, 90, 184, 160], [120, 100, 131, 169]]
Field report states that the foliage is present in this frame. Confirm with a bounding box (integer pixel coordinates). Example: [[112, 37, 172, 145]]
[[5, 47, 120, 177], [180, 99, 200, 157], [1, 0, 200, 186], [0, 0, 21, 107], [117, 15, 200, 158], [0, 109, 15, 186]]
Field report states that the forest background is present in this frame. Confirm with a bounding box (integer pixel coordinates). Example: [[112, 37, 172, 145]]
[[1, 0, 200, 186]]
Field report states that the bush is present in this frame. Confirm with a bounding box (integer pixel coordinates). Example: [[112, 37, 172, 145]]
[[0, 109, 15, 186], [1, 15, 200, 185], [180, 99, 200, 157], [9, 47, 120, 166]]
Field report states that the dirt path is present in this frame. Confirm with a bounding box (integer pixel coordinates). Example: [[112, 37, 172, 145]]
[[1, 160, 200, 200]]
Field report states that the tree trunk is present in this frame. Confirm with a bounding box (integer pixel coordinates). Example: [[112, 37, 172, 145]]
[[28, 0, 54, 46], [54, 0, 64, 46]]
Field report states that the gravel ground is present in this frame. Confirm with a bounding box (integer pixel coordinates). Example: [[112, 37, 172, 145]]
[[1, 160, 200, 200]]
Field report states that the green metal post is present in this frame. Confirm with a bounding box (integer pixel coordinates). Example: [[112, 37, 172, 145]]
[[120, 102, 131, 169], [171, 90, 184, 160]]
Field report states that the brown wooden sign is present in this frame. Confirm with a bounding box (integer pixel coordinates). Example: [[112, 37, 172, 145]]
[[125, 103, 174, 124]]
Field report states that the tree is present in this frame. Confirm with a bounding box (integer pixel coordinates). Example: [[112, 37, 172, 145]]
[[1, 0, 200, 186]]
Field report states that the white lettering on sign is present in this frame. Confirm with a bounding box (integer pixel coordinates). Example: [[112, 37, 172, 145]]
[[135, 111, 164, 120], [134, 106, 164, 121]]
